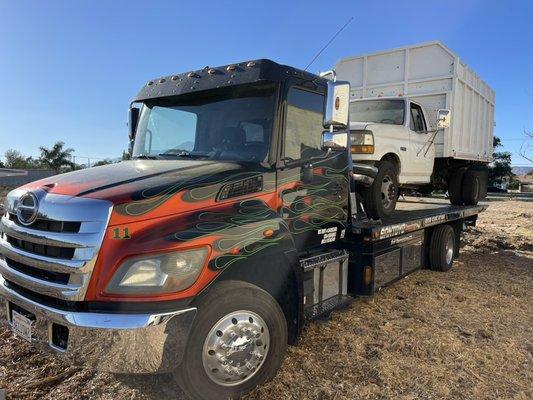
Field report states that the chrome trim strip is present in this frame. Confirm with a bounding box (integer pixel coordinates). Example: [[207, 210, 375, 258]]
[[5, 188, 113, 222], [0, 258, 83, 299], [0, 238, 88, 273], [0, 216, 102, 248]]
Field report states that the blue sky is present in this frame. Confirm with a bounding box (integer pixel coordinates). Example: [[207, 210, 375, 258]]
[[0, 0, 532, 166]]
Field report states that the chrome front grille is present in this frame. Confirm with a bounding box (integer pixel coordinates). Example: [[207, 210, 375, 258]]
[[0, 188, 112, 301]]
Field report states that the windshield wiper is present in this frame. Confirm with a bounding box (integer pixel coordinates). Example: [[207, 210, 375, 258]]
[[158, 150, 210, 159], [134, 154, 158, 160]]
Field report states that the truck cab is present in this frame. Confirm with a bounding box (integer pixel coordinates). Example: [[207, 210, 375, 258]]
[[0, 60, 353, 399], [349, 97, 444, 219], [350, 97, 435, 184]]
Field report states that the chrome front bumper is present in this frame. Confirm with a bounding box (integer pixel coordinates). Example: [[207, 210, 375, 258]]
[[0, 275, 196, 374], [352, 163, 378, 186]]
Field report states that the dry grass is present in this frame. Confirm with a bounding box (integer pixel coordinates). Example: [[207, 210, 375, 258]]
[[0, 192, 531, 400]]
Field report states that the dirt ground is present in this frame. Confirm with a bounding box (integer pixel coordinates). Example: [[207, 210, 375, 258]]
[[0, 187, 531, 400]]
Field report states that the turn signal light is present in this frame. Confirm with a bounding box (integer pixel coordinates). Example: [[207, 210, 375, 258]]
[[351, 145, 374, 154]]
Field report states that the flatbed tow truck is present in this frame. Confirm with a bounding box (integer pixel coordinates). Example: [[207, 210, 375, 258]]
[[0, 59, 486, 400]]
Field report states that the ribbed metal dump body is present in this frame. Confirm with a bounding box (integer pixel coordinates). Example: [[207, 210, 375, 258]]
[[335, 41, 495, 162], [0, 188, 112, 301]]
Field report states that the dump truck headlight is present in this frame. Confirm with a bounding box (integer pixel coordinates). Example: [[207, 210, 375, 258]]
[[106, 247, 208, 295], [351, 130, 374, 154]]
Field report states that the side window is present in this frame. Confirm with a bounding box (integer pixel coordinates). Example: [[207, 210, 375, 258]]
[[410, 103, 427, 132], [284, 87, 325, 160]]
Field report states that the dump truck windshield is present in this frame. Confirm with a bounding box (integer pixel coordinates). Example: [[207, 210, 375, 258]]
[[132, 82, 277, 162], [350, 99, 405, 125]]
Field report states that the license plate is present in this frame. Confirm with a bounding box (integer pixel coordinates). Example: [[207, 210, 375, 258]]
[[11, 310, 33, 343]]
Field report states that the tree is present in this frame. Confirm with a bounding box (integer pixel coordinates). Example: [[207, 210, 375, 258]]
[[3, 149, 40, 169], [92, 159, 113, 167], [38, 141, 75, 173], [519, 129, 532, 164], [488, 136, 514, 185]]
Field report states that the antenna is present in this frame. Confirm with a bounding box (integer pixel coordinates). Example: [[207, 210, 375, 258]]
[[304, 17, 354, 71]]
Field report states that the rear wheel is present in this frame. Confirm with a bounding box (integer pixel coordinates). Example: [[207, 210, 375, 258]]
[[448, 170, 464, 205], [428, 225, 456, 272], [462, 170, 481, 205], [174, 281, 287, 400], [362, 160, 398, 220]]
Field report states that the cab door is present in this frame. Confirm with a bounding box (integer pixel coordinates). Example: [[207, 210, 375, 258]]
[[277, 83, 350, 251], [407, 101, 434, 183]]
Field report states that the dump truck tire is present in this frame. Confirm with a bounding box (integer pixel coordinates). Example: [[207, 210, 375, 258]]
[[462, 170, 481, 205], [448, 170, 464, 205], [362, 160, 399, 220]]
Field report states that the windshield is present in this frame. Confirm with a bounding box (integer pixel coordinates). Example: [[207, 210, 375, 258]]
[[350, 99, 405, 125], [132, 82, 277, 162]]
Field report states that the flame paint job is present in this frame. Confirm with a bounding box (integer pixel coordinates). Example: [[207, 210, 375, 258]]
[[21, 152, 349, 302]]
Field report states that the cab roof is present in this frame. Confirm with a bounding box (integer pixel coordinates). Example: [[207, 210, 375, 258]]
[[134, 59, 325, 102]]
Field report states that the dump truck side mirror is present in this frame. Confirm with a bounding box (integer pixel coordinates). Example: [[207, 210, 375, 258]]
[[437, 109, 451, 129]]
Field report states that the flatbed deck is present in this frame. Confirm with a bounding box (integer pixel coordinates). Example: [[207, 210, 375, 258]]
[[352, 197, 487, 241]]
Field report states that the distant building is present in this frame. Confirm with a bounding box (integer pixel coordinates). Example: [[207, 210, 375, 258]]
[[517, 174, 533, 193]]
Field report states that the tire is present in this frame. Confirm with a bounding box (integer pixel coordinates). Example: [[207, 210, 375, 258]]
[[448, 169, 464, 205], [428, 225, 456, 272], [362, 160, 399, 220], [462, 170, 481, 205], [174, 281, 288, 400]]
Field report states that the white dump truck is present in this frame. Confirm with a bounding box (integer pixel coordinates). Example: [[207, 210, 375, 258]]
[[335, 41, 495, 219]]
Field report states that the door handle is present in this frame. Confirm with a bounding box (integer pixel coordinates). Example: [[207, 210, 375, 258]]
[[400, 147, 407, 151]]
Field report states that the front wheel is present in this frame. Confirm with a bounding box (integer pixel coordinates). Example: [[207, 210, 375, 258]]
[[362, 160, 399, 220], [174, 281, 288, 400]]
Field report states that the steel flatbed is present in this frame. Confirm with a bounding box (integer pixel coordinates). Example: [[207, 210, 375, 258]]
[[351, 197, 487, 242]]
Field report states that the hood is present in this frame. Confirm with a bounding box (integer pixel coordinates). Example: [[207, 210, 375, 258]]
[[350, 122, 371, 131], [22, 160, 256, 204]]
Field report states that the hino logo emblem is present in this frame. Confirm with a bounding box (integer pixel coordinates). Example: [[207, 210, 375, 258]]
[[16, 192, 39, 226]]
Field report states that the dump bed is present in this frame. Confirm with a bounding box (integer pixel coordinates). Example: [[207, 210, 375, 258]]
[[352, 196, 487, 242], [335, 41, 495, 162]]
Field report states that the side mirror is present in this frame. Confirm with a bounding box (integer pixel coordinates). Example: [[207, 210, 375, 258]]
[[128, 107, 140, 139], [324, 81, 350, 129], [436, 109, 451, 129], [321, 131, 348, 151]]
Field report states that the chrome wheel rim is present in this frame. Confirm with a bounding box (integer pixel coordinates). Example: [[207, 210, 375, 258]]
[[202, 310, 270, 387], [445, 234, 454, 265], [380, 174, 397, 210]]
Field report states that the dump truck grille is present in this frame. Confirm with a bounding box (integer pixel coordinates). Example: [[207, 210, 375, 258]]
[[0, 189, 112, 301]]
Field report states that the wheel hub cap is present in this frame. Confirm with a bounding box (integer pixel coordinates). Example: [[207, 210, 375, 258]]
[[445, 235, 454, 264], [381, 175, 397, 208], [202, 311, 270, 386]]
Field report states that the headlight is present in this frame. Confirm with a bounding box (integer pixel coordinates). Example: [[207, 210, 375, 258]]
[[351, 130, 374, 154], [105, 247, 208, 295]]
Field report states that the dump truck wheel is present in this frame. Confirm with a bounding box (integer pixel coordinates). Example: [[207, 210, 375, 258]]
[[428, 225, 456, 272], [174, 281, 287, 400], [462, 170, 481, 205], [448, 170, 464, 205], [362, 161, 399, 220]]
